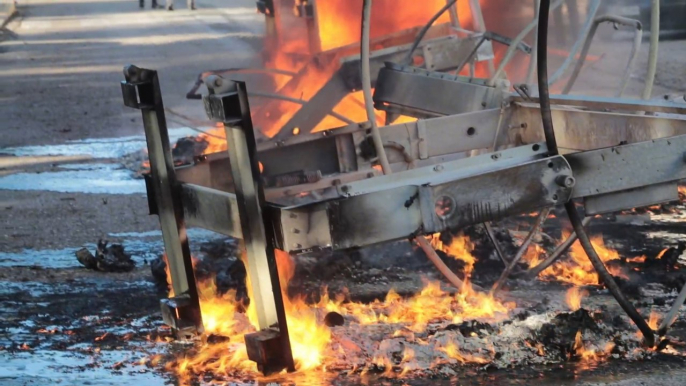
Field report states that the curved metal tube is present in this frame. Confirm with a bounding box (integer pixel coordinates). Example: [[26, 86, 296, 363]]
[[487, 0, 566, 86], [642, 0, 660, 100], [403, 0, 459, 66], [537, 0, 655, 347], [548, 0, 601, 85], [361, 0, 391, 174], [562, 15, 643, 95], [525, 0, 541, 85]]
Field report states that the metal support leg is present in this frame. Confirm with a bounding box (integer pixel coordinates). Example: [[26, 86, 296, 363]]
[[203, 75, 295, 375], [491, 208, 551, 295], [483, 222, 509, 266], [121, 65, 203, 338]]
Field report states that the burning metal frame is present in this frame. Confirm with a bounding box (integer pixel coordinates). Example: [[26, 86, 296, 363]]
[[121, 0, 686, 376]]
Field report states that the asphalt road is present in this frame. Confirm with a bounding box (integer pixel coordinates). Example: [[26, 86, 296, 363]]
[[2, 1, 686, 385]]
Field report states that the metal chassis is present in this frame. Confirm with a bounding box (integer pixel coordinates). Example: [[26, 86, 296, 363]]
[[123, 65, 686, 373]]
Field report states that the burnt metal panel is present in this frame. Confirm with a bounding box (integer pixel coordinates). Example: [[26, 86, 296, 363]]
[[260, 134, 342, 176], [508, 103, 686, 151], [328, 185, 422, 250], [420, 156, 573, 233], [584, 182, 678, 215], [180, 183, 241, 238], [567, 134, 686, 199]]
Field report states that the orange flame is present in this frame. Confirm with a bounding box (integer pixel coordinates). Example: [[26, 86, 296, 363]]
[[164, 235, 512, 380], [524, 231, 628, 287], [565, 287, 588, 311]]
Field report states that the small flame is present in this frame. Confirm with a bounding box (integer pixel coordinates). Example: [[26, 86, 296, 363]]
[[565, 287, 588, 311], [525, 232, 627, 287], [439, 342, 490, 364]]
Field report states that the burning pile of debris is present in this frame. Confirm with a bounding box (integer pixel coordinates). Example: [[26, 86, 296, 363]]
[[143, 220, 686, 384]]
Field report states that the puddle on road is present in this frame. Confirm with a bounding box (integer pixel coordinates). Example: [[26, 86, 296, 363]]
[[0, 163, 145, 195], [0, 127, 205, 159], [0, 127, 215, 195], [0, 228, 225, 268], [0, 349, 168, 386]]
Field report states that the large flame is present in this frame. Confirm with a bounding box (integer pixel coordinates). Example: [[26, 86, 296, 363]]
[[164, 234, 512, 381]]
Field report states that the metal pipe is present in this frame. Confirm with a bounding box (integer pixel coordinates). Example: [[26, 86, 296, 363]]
[[484, 222, 509, 265], [361, 0, 392, 174], [642, 0, 660, 100], [467, 0, 495, 75], [658, 280, 686, 336], [548, 0, 601, 85], [446, 0, 461, 28], [416, 236, 467, 290], [617, 23, 643, 98], [524, 216, 592, 279], [488, 0, 566, 86], [525, 0, 541, 85], [403, 0, 459, 66], [415, 236, 486, 292], [491, 208, 550, 295], [562, 15, 643, 95]]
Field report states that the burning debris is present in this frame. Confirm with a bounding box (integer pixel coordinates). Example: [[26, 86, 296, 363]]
[[75, 240, 135, 272], [142, 230, 686, 384]]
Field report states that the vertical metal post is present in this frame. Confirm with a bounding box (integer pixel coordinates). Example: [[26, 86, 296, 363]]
[[446, 0, 461, 28], [120, 65, 203, 337], [467, 0, 495, 75], [202, 75, 295, 374]]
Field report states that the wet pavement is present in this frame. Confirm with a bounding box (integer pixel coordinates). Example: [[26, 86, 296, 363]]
[[2, 0, 686, 385]]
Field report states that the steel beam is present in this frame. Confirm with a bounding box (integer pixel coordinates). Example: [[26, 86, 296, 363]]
[[121, 65, 203, 337], [202, 75, 295, 374]]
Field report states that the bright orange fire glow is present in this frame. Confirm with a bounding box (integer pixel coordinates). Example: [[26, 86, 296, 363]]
[[524, 231, 628, 286], [566, 287, 588, 311], [429, 233, 476, 278], [164, 234, 513, 381], [438, 342, 490, 364], [572, 330, 614, 367]]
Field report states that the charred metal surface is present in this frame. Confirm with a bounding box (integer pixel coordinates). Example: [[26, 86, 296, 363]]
[[584, 182, 678, 215], [507, 103, 686, 151], [160, 295, 202, 340], [203, 75, 295, 373], [328, 185, 422, 250], [179, 183, 241, 238], [567, 134, 686, 199], [374, 63, 509, 118], [420, 155, 573, 233], [245, 329, 288, 375]]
